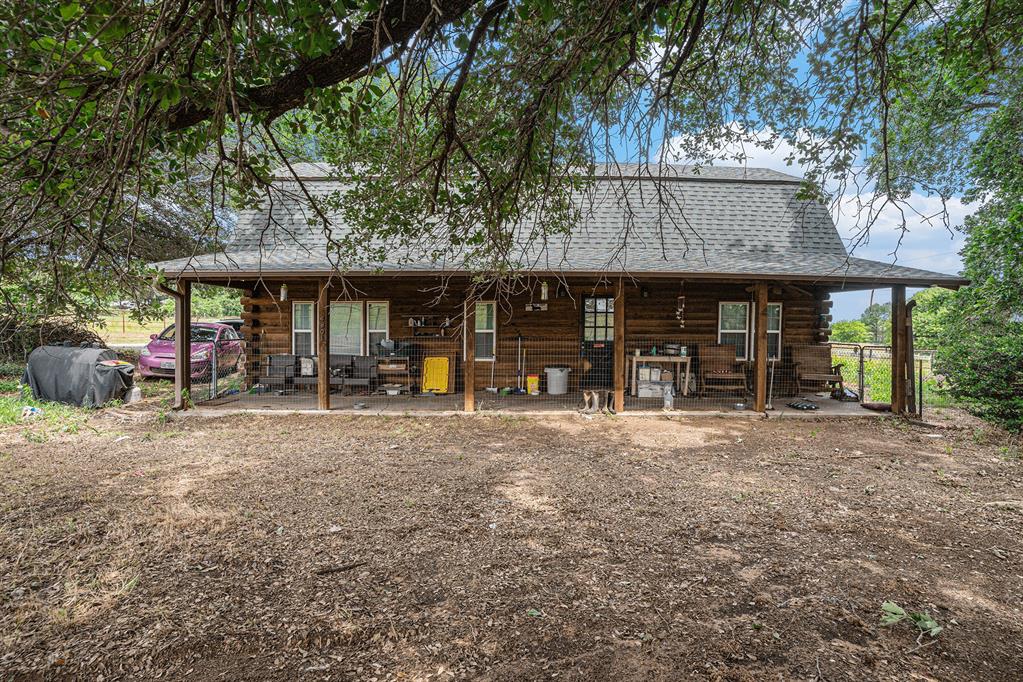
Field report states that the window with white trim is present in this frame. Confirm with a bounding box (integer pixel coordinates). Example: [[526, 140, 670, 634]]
[[718, 301, 783, 360], [474, 301, 496, 360], [366, 302, 389, 354], [765, 303, 782, 360], [718, 302, 750, 360], [292, 302, 314, 355], [329, 302, 363, 355]]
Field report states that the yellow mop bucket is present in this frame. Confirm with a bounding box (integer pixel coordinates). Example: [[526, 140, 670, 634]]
[[421, 357, 450, 394]]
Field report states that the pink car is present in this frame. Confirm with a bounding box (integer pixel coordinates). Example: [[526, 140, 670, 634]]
[[138, 322, 242, 379]]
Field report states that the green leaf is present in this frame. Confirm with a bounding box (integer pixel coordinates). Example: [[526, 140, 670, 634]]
[[908, 612, 943, 637], [60, 3, 82, 21], [880, 601, 906, 626]]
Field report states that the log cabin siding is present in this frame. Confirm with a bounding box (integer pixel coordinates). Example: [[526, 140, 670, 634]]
[[233, 276, 831, 391]]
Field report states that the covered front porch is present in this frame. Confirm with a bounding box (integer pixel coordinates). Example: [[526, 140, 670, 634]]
[[163, 274, 920, 417]]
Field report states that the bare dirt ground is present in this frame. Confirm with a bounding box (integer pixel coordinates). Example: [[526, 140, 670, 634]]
[[1, 408, 1021, 681]]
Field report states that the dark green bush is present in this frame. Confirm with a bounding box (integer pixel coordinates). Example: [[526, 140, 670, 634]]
[[937, 321, 1023, 432]]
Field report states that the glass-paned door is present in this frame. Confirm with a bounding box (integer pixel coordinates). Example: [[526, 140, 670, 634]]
[[581, 296, 615, 388]]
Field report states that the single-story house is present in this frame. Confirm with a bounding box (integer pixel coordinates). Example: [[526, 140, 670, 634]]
[[153, 163, 966, 413]]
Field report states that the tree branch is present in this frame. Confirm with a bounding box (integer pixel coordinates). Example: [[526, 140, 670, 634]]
[[166, 0, 483, 131]]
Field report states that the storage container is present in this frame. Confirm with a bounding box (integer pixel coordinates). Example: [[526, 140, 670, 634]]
[[637, 380, 673, 398], [543, 366, 571, 395]]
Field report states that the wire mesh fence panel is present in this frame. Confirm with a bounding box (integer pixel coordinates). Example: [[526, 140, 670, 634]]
[[475, 336, 592, 411], [185, 336, 921, 414], [623, 336, 749, 410], [760, 343, 850, 410], [191, 336, 465, 411], [190, 338, 316, 409], [857, 344, 893, 403], [907, 349, 952, 408], [329, 336, 463, 412]]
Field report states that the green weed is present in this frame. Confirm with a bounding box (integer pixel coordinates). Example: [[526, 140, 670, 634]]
[[880, 601, 943, 641]]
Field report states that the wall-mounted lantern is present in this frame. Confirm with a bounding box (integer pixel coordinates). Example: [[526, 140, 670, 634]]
[[280, 283, 289, 301], [540, 281, 549, 301]]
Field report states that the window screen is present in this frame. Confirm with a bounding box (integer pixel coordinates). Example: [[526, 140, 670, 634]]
[[718, 302, 750, 360], [367, 302, 389, 354], [474, 302, 496, 359], [292, 302, 314, 355], [330, 302, 362, 355]]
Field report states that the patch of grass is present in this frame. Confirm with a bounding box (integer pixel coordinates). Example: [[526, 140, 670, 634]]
[[999, 445, 1020, 462], [0, 394, 90, 439], [91, 314, 221, 346], [138, 378, 174, 400], [0, 378, 20, 393], [91, 314, 172, 346]]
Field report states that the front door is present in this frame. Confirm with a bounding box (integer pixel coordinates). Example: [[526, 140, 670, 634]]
[[581, 295, 614, 388]]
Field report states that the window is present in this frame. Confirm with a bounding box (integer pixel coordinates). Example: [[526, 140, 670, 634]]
[[474, 301, 496, 360], [718, 302, 750, 360], [582, 296, 615, 341], [329, 302, 363, 355], [292, 302, 314, 355], [158, 325, 219, 343], [766, 303, 782, 360], [717, 301, 783, 360], [366, 302, 389, 354]]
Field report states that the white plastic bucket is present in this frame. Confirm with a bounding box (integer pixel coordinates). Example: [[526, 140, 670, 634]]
[[544, 366, 571, 395]]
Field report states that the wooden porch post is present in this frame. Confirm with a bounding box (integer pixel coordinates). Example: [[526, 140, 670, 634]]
[[891, 285, 907, 414], [173, 279, 192, 410], [316, 278, 330, 410], [753, 282, 768, 412], [464, 300, 476, 412], [614, 278, 625, 412]]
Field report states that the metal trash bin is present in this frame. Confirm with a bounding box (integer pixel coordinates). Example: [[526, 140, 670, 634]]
[[544, 366, 571, 395]]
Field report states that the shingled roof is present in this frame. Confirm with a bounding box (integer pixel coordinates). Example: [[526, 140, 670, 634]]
[[154, 163, 967, 287]]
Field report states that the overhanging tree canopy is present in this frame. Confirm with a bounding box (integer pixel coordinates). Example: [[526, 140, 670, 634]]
[[1, 0, 1020, 316]]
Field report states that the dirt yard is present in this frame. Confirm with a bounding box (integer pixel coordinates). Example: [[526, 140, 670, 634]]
[[1, 409, 1021, 680]]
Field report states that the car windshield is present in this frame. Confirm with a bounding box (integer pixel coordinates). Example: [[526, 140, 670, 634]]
[[158, 325, 218, 342]]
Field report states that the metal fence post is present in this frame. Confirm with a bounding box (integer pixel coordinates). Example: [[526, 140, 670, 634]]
[[918, 358, 924, 419], [210, 340, 218, 401], [858, 345, 865, 402]]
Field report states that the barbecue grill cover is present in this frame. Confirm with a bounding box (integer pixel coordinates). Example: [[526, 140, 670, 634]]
[[22, 345, 134, 407]]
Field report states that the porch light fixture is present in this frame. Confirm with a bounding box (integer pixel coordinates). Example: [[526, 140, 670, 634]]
[[280, 283, 288, 301], [540, 281, 549, 301]]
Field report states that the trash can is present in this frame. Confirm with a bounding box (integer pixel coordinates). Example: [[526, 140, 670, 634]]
[[544, 366, 571, 395]]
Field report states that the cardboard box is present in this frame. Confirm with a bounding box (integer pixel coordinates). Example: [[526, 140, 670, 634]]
[[638, 380, 672, 398]]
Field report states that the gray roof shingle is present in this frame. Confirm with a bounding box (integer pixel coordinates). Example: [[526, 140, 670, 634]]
[[154, 164, 967, 286]]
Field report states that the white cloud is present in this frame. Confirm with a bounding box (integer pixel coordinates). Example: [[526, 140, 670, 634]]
[[658, 124, 816, 177]]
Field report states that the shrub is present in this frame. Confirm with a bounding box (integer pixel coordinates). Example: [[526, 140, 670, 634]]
[[938, 320, 1023, 432], [0, 316, 104, 361]]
